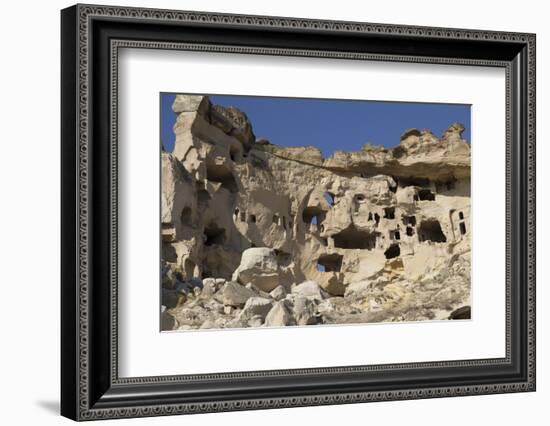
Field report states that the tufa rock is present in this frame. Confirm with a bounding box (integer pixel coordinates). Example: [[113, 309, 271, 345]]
[[172, 95, 210, 115], [232, 248, 282, 292], [265, 300, 295, 327], [222, 281, 257, 307], [290, 295, 319, 326], [161, 95, 472, 330], [238, 297, 274, 323], [291, 281, 327, 300]]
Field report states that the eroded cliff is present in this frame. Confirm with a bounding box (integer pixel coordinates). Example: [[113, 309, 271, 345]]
[[161, 95, 471, 330]]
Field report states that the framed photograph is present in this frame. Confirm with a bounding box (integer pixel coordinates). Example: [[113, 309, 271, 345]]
[[61, 4, 536, 421]]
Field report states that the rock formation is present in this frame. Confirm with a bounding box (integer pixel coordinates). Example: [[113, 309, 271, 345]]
[[161, 95, 471, 331]]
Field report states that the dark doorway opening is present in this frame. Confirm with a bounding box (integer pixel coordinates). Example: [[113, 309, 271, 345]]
[[317, 253, 343, 272], [384, 244, 400, 259], [418, 220, 447, 243]]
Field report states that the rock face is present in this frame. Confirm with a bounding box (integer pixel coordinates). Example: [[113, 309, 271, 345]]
[[161, 95, 471, 331]]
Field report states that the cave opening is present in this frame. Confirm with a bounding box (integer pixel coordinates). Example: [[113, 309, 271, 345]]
[[317, 253, 343, 272], [418, 220, 447, 243], [459, 211, 464, 220], [406, 226, 414, 236], [354, 194, 365, 213], [383, 207, 395, 219], [402, 215, 416, 226], [399, 177, 431, 188], [302, 206, 325, 225], [374, 213, 380, 226], [384, 244, 400, 259], [229, 145, 241, 162], [333, 225, 378, 250], [418, 189, 436, 201], [459, 222, 467, 235], [204, 224, 226, 246]]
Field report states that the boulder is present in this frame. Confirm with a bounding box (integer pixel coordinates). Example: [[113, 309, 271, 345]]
[[265, 300, 295, 327], [232, 248, 281, 292], [246, 282, 272, 299], [247, 315, 265, 328], [238, 297, 274, 323], [200, 319, 217, 329], [222, 281, 256, 307], [291, 281, 326, 300], [290, 295, 318, 326]]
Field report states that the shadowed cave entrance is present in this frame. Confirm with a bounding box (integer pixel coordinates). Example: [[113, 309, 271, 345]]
[[317, 253, 343, 272], [302, 206, 325, 225], [333, 225, 378, 250], [203, 223, 226, 246], [384, 244, 400, 259], [418, 220, 447, 243]]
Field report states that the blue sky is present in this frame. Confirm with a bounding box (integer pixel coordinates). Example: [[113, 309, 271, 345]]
[[161, 93, 470, 157]]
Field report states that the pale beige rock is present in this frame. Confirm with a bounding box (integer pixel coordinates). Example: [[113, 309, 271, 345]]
[[290, 295, 318, 326], [172, 95, 210, 115], [238, 297, 274, 323], [222, 281, 256, 307], [265, 300, 295, 327], [291, 281, 326, 300], [162, 95, 472, 330], [232, 248, 282, 291]]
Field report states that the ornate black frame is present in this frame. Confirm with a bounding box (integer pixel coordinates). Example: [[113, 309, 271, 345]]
[[61, 4, 536, 421]]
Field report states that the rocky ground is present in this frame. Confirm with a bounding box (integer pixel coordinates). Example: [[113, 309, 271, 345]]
[[161, 247, 471, 331]]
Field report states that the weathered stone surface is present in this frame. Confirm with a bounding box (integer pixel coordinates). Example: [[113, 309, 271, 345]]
[[172, 95, 210, 115], [162, 95, 472, 330], [269, 285, 287, 301], [211, 104, 255, 147], [290, 295, 318, 326], [238, 297, 274, 323], [232, 248, 281, 291], [291, 281, 326, 300], [222, 281, 257, 307], [265, 300, 295, 327], [245, 283, 272, 299]]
